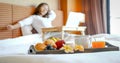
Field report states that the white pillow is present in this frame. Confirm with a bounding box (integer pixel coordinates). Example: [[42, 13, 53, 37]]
[[21, 25, 33, 36]]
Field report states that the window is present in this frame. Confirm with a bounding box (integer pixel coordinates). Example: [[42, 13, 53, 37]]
[[110, 0, 120, 35]]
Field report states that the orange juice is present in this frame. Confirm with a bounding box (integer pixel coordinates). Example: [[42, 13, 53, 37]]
[[92, 41, 105, 48]]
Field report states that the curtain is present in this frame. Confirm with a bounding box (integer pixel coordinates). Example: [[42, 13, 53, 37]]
[[83, 0, 108, 35]]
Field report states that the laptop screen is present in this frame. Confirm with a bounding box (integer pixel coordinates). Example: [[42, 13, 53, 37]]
[[65, 12, 85, 27]]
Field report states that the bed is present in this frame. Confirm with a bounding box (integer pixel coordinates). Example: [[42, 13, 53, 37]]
[[0, 34, 120, 63], [0, 3, 120, 63]]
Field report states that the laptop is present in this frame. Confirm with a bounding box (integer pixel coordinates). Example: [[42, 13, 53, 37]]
[[65, 12, 85, 27]]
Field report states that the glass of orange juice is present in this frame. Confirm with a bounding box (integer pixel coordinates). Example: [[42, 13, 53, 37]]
[[92, 41, 105, 48]]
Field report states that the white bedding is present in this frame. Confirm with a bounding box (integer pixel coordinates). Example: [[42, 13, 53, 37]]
[[0, 34, 120, 63], [0, 51, 120, 63], [0, 34, 42, 55]]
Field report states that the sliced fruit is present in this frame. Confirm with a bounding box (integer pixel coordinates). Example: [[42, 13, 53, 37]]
[[50, 37, 58, 42], [74, 44, 84, 51], [55, 37, 61, 41], [60, 45, 74, 53], [55, 40, 65, 49]]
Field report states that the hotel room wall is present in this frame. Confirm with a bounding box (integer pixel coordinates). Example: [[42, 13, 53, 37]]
[[0, 0, 59, 10], [0, 3, 12, 39], [0, 3, 35, 39], [60, 0, 84, 25]]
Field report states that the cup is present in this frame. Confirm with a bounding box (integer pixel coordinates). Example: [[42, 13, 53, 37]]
[[75, 35, 91, 48], [92, 41, 105, 48]]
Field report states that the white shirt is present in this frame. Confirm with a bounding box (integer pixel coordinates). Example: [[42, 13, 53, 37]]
[[19, 10, 56, 34]]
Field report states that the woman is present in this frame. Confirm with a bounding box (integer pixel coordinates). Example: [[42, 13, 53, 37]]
[[7, 3, 56, 35]]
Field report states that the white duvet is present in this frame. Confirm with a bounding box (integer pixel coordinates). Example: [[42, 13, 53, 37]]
[[0, 51, 120, 63], [0, 34, 42, 55], [0, 34, 120, 63]]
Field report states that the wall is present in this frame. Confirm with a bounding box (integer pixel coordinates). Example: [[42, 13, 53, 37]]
[[60, 0, 68, 25], [0, 3, 35, 39], [0, 3, 12, 39], [68, 0, 83, 12], [60, 0, 83, 25], [0, 0, 59, 10]]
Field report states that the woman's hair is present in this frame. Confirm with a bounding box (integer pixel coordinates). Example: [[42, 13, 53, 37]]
[[33, 3, 50, 18]]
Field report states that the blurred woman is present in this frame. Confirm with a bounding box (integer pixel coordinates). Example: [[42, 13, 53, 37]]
[[7, 3, 56, 35]]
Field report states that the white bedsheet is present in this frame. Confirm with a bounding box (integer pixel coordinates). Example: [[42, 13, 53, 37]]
[[0, 34, 42, 55], [0, 51, 120, 63], [0, 34, 120, 63]]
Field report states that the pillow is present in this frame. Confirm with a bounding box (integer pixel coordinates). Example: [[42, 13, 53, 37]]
[[21, 25, 33, 36]]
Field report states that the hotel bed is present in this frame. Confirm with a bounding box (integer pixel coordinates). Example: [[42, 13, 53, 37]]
[[0, 3, 120, 63], [0, 34, 120, 63]]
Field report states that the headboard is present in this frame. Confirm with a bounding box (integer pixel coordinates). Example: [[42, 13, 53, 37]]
[[0, 3, 63, 39]]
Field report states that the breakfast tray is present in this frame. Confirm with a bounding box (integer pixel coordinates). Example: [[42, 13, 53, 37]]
[[28, 42, 119, 54]]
